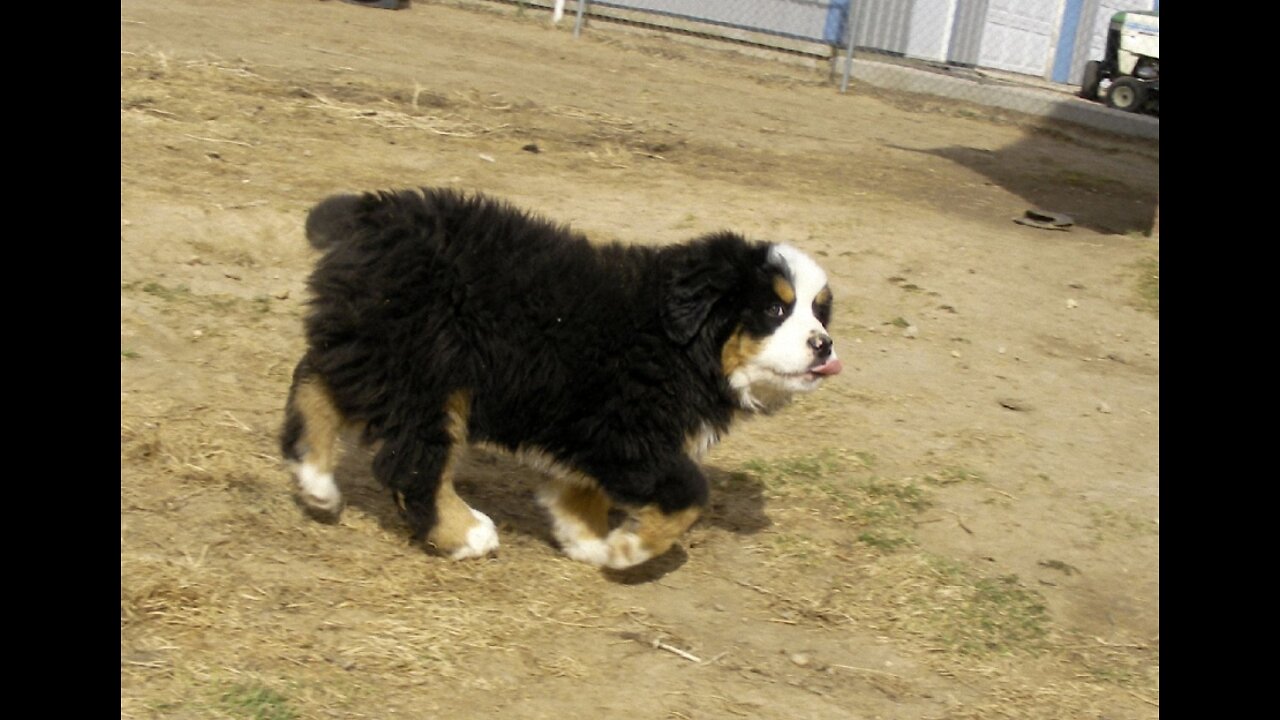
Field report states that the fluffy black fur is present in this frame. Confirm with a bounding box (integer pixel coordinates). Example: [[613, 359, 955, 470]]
[[283, 188, 788, 539]]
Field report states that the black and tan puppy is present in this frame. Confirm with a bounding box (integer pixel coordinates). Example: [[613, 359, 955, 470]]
[[282, 188, 841, 569]]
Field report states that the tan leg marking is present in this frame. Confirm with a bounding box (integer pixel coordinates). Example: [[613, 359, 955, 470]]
[[503, 444, 701, 569], [291, 378, 345, 513], [603, 505, 701, 570], [293, 378, 342, 472], [423, 391, 498, 560], [538, 478, 613, 565]]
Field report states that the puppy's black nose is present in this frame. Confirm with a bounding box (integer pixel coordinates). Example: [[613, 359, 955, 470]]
[[808, 333, 833, 359]]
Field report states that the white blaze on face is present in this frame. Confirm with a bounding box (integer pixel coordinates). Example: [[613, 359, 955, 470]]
[[728, 244, 837, 410]]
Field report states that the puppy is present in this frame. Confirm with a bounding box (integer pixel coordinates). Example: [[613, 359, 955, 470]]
[[282, 188, 841, 569]]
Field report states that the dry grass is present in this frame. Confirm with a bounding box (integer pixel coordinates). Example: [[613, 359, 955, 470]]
[[1134, 255, 1160, 315], [122, 18, 1158, 717]]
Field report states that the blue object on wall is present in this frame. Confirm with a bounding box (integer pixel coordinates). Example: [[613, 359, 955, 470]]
[[1051, 0, 1085, 83], [824, 0, 851, 44]]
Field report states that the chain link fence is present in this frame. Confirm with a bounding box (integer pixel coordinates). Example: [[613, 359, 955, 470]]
[[474, 1, 1158, 135]]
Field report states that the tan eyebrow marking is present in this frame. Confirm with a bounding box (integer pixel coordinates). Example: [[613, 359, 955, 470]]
[[773, 276, 796, 304]]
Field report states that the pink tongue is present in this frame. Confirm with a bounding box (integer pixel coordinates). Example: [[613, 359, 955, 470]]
[[811, 358, 843, 376]]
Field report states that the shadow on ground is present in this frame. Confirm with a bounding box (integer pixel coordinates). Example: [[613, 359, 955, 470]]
[[896, 103, 1158, 236], [310, 443, 771, 579]]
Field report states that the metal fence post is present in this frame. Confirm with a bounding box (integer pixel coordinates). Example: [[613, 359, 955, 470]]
[[573, 0, 588, 38], [839, 1, 856, 93]]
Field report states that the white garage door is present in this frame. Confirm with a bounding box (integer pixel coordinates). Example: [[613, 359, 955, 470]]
[[980, 0, 1062, 78]]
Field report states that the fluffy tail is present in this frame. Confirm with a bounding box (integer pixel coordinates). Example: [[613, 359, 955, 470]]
[[305, 193, 366, 251]]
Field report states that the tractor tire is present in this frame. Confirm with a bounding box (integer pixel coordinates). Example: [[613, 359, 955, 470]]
[[1080, 60, 1102, 101], [1106, 77, 1147, 113]]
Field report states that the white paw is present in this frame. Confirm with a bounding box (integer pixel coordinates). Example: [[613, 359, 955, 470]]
[[295, 463, 342, 513], [603, 530, 652, 570], [449, 509, 499, 560], [560, 537, 612, 566]]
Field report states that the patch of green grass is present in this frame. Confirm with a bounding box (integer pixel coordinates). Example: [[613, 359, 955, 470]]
[[121, 349, 141, 359], [849, 450, 877, 468], [887, 316, 910, 328], [220, 683, 296, 720], [1088, 504, 1158, 540], [742, 450, 843, 486], [960, 575, 1050, 651], [1079, 644, 1161, 690], [141, 281, 191, 301], [1134, 256, 1159, 315], [741, 451, 929, 553], [1054, 169, 1133, 195], [924, 466, 986, 485], [921, 562, 1050, 655], [1086, 664, 1143, 685], [856, 530, 912, 551], [765, 531, 828, 563], [125, 279, 274, 318], [863, 477, 930, 512]]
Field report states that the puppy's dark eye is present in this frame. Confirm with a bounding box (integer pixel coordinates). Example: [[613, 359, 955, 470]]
[[765, 303, 786, 318]]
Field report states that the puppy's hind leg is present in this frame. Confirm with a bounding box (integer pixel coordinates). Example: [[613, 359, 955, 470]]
[[282, 362, 345, 517], [538, 477, 613, 566], [374, 390, 499, 560], [541, 458, 707, 570], [597, 458, 708, 570]]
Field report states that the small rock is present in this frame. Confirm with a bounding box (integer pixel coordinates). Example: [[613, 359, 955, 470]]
[[478, 153, 496, 163], [998, 397, 1033, 412], [997, 346, 1007, 354], [1096, 401, 1112, 414], [790, 652, 812, 667], [274, 289, 291, 300], [950, 350, 961, 358], [903, 325, 918, 339], [1066, 299, 1079, 309], [521, 143, 541, 153]]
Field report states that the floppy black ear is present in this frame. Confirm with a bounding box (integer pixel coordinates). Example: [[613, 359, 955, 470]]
[[661, 234, 746, 345], [304, 193, 367, 251]]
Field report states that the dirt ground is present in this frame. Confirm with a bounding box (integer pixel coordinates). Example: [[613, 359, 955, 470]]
[[120, 1, 1160, 718]]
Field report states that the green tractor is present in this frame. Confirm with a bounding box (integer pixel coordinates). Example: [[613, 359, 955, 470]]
[[1080, 10, 1159, 115]]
